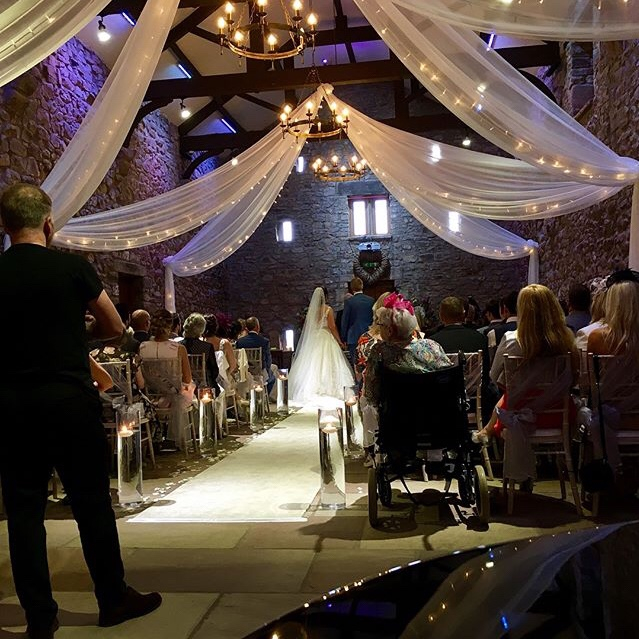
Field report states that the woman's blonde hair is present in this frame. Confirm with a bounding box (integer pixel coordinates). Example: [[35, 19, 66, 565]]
[[517, 284, 576, 360], [183, 313, 206, 339], [602, 281, 639, 358], [368, 292, 392, 334]]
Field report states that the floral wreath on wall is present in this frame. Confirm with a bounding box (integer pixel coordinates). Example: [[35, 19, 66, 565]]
[[352, 242, 390, 285]]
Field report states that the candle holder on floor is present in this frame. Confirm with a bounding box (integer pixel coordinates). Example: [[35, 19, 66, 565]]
[[343, 385, 363, 459], [116, 404, 143, 505], [318, 408, 346, 509], [276, 370, 289, 415], [250, 383, 266, 431], [198, 386, 216, 450]]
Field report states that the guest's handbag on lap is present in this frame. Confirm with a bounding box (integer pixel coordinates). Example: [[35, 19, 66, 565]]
[[580, 355, 614, 493]]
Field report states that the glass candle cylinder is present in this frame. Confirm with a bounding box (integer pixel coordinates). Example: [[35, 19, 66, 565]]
[[198, 387, 215, 446], [317, 408, 346, 509], [116, 404, 143, 505], [250, 383, 265, 432], [343, 385, 363, 458], [276, 371, 289, 415]]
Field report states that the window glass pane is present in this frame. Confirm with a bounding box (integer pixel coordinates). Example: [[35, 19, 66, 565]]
[[374, 199, 389, 234], [296, 156, 305, 173], [284, 329, 295, 350], [280, 220, 293, 242], [448, 211, 460, 233], [352, 200, 367, 235]]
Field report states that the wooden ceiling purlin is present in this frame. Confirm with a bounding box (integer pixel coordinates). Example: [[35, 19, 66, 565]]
[[181, 111, 465, 153], [104, 0, 228, 12]]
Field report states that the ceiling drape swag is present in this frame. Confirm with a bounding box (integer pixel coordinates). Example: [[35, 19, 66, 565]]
[[44, 0, 180, 231], [0, 0, 111, 88], [354, 0, 639, 267], [54, 90, 321, 251], [393, 0, 639, 41]]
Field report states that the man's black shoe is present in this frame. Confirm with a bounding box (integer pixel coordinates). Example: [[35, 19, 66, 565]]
[[98, 587, 162, 627], [27, 617, 59, 639]]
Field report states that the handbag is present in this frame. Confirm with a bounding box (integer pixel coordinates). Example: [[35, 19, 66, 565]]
[[579, 355, 614, 493]]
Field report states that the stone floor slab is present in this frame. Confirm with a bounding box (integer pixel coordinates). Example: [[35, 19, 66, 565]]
[[0, 592, 218, 638], [191, 593, 321, 639]]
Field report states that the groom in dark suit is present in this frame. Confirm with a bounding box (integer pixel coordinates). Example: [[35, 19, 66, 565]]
[[236, 316, 276, 394], [341, 277, 374, 366]]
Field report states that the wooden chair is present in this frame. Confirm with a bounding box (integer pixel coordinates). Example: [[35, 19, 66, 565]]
[[447, 351, 494, 480], [587, 353, 639, 515], [502, 354, 582, 516], [101, 359, 155, 469], [215, 349, 242, 428], [140, 358, 199, 456]]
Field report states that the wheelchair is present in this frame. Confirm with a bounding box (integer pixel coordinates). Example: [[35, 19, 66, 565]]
[[367, 358, 490, 526]]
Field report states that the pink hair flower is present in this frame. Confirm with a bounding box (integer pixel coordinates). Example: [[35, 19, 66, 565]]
[[383, 292, 414, 315]]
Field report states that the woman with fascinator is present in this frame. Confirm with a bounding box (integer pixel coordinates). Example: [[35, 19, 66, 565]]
[[289, 287, 355, 407], [364, 293, 452, 408]]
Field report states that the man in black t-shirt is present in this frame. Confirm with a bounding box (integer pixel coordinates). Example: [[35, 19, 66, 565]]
[[0, 184, 162, 639]]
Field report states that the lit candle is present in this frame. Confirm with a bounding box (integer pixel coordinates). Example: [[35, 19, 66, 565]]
[[118, 422, 134, 437], [217, 17, 227, 33], [319, 414, 340, 433], [267, 33, 277, 50], [307, 12, 317, 29]]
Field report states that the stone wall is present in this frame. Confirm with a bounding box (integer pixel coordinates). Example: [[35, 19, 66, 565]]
[[205, 84, 528, 341], [510, 40, 638, 298], [0, 37, 223, 316]]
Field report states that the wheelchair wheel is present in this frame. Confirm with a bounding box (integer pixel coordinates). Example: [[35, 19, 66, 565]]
[[377, 466, 393, 507], [368, 467, 378, 527], [473, 464, 490, 525]]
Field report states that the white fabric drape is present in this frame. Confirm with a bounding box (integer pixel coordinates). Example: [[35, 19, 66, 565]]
[[394, 0, 639, 41], [0, 0, 110, 88], [54, 89, 321, 251], [355, 0, 639, 186], [45, 0, 180, 231], [336, 98, 621, 221]]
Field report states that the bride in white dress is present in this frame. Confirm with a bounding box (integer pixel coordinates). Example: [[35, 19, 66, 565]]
[[289, 287, 355, 407]]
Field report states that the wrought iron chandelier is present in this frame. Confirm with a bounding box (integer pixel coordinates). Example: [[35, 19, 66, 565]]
[[216, 1, 317, 61], [312, 154, 367, 182], [279, 78, 350, 141]]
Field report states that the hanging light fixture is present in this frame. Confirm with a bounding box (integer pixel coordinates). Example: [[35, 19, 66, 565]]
[[216, 1, 317, 61], [179, 99, 191, 119], [97, 16, 111, 42], [312, 154, 367, 182], [279, 79, 349, 141]]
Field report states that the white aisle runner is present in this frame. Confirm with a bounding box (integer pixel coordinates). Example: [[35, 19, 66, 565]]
[[131, 409, 321, 523]]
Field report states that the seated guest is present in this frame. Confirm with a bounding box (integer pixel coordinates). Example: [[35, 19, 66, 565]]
[[478, 298, 501, 336], [463, 296, 482, 329], [139, 309, 191, 385], [487, 290, 519, 355], [115, 302, 138, 354], [586, 271, 639, 469], [236, 316, 275, 394], [430, 296, 489, 366], [204, 313, 238, 378], [355, 292, 392, 384], [356, 292, 391, 465], [169, 313, 182, 340], [130, 309, 151, 345], [575, 277, 607, 350], [477, 285, 579, 488], [181, 313, 220, 394], [565, 283, 591, 333], [229, 318, 248, 342], [430, 296, 492, 421], [364, 293, 452, 408], [139, 310, 192, 449]]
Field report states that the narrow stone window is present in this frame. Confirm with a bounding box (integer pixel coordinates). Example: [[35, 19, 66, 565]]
[[277, 219, 294, 242]]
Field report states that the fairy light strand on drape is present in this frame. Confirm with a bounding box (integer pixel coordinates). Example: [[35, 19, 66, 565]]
[[393, 0, 639, 41], [0, 0, 111, 88], [354, 0, 639, 267]]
